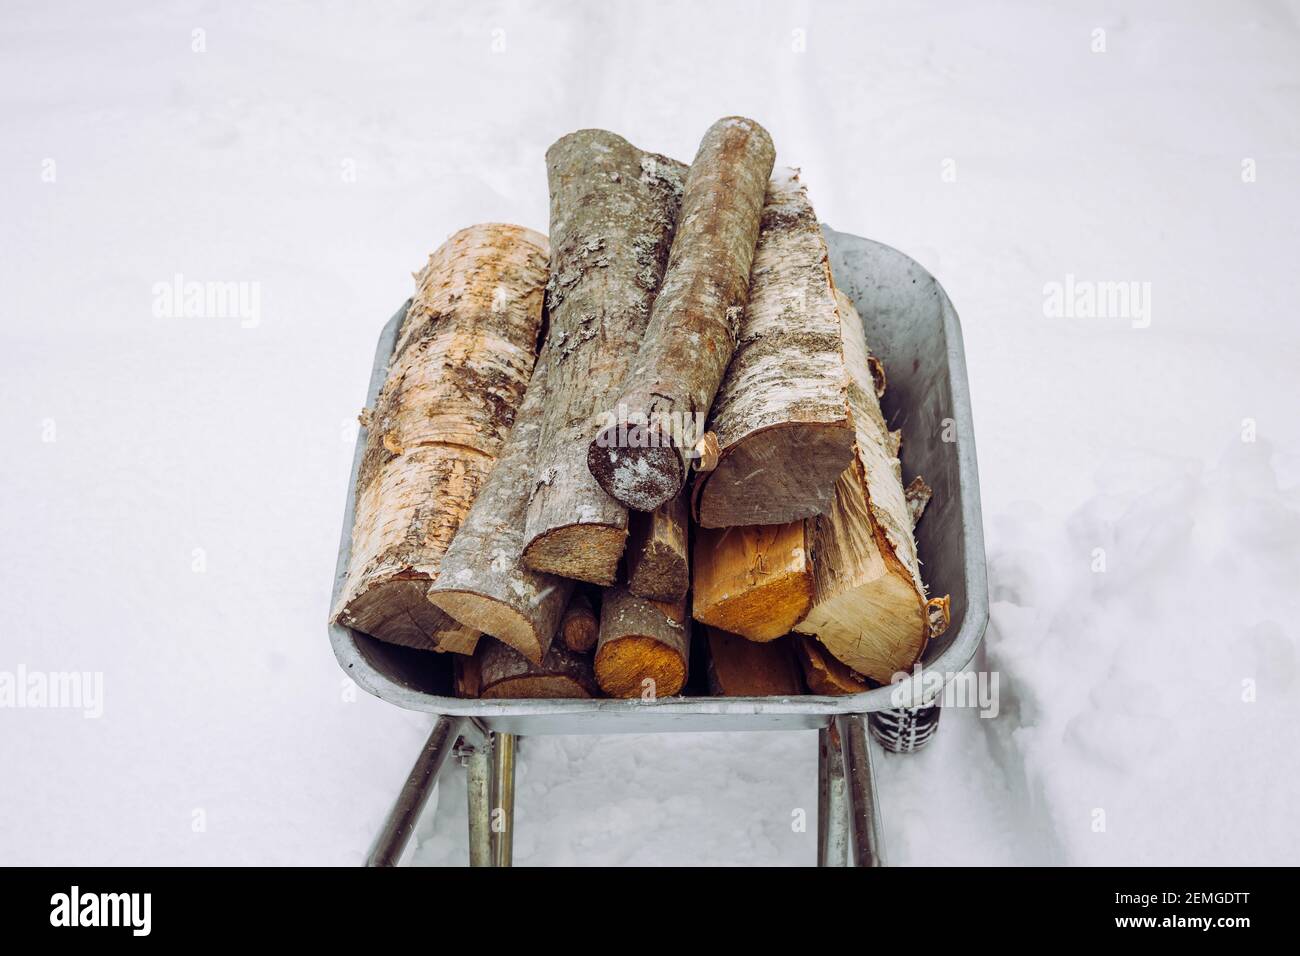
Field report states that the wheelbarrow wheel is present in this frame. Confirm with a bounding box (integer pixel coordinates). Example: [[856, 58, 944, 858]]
[[869, 704, 941, 754]]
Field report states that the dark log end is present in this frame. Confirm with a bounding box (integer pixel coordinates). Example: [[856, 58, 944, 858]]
[[587, 429, 685, 512], [627, 544, 689, 604]]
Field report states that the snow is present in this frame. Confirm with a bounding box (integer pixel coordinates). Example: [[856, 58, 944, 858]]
[[2, 0, 1298, 865]]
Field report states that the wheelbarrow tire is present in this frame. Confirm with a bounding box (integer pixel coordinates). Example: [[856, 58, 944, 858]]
[[869, 704, 941, 754]]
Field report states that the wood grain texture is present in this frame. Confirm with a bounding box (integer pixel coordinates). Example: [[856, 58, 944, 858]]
[[589, 117, 776, 512], [692, 169, 854, 528], [691, 521, 813, 641], [332, 224, 548, 652], [522, 130, 687, 584]]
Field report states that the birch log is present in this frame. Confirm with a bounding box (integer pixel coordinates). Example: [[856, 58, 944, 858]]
[[477, 637, 599, 699], [427, 346, 574, 665], [594, 586, 690, 699], [588, 117, 775, 512], [705, 629, 804, 697], [331, 224, 548, 652], [691, 521, 813, 642], [692, 169, 854, 528], [625, 493, 689, 603], [793, 291, 932, 682], [521, 131, 687, 584], [559, 589, 599, 653]]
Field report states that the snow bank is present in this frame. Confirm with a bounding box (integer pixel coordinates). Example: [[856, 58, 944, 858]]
[[982, 442, 1300, 864]]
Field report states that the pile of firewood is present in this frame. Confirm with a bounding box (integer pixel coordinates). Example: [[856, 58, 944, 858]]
[[332, 117, 949, 701]]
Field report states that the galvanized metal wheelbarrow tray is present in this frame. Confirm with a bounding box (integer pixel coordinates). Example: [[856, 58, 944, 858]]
[[329, 226, 989, 866]]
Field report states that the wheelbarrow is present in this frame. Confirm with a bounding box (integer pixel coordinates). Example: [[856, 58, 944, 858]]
[[327, 226, 989, 866]]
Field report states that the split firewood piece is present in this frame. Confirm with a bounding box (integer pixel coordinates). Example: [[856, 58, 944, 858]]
[[625, 493, 689, 603], [332, 224, 549, 652], [793, 291, 934, 683], [521, 130, 688, 585], [427, 346, 574, 665], [477, 637, 600, 700], [594, 586, 690, 699], [793, 636, 869, 697], [704, 629, 804, 697], [559, 588, 600, 654], [692, 169, 854, 528], [588, 117, 776, 512], [691, 521, 813, 642]]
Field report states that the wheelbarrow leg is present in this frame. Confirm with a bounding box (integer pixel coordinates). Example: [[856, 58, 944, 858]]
[[465, 737, 493, 867], [490, 732, 517, 867], [818, 722, 850, 866], [366, 715, 463, 867], [837, 714, 887, 867]]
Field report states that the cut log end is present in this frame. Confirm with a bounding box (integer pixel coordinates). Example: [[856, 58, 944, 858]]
[[586, 432, 684, 513], [626, 495, 689, 603], [692, 571, 811, 642], [522, 523, 627, 585], [794, 636, 869, 696], [426, 590, 542, 664], [595, 586, 690, 699], [693, 422, 856, 528], [594, 636, 688, 699], [627, 546, 689, 603], [336, 578, 479, 654], [691, 523, 813, 642]]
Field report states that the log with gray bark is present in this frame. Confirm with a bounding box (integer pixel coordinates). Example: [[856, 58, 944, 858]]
[[625, 493, 689, 603], [692, 169, 854, 528], [594, 586, 690, 699], [476, 637, 599, 699], [427, 345, 574, 664], [331, 224, 548, 653], [521, 130, 687, 584], [588, 117, 776, 512]]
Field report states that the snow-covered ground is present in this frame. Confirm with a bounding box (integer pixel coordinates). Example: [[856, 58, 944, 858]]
[[2, 0, 1298, 865]]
